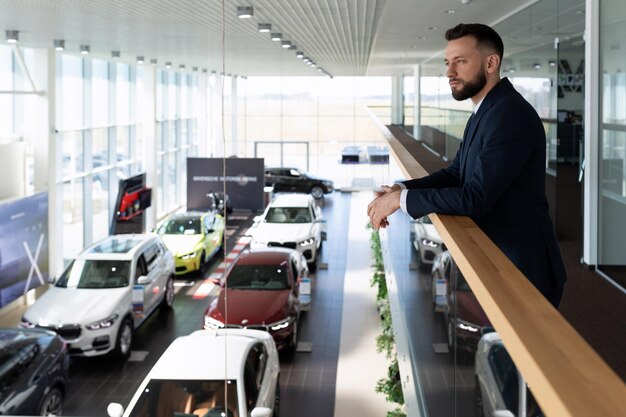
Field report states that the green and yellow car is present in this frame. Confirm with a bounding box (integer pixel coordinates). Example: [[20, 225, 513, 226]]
[[156, 211, 225, 275]]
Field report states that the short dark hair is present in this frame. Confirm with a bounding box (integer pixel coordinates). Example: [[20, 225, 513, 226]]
[[445, 23, 504, 61]]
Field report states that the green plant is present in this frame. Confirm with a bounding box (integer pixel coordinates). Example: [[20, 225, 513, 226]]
[[369, 225, 405, 417]]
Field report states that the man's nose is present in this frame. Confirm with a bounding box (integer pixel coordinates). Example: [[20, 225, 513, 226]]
[[446, 64, 456, 78]]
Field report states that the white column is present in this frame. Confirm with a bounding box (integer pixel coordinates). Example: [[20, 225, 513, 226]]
[[583, 0, 599, 266], [197, 72, 208, 156], [143, 65, 158, 230], [413, 65, 421, 140], [231, 76, 238, 156], [32, 48, 62, 276], [391, 75, 404, 125]]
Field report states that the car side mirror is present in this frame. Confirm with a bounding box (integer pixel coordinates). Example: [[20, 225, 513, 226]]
[[253, 215, 263, 223], [251, 407, 273, 417], [137, 275, 149, 285], [107, 403, 124, 417]]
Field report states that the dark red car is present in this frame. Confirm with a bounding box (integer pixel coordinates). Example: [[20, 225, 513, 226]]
[[203, 248, 309, 351], [444, 261, 491, 354]]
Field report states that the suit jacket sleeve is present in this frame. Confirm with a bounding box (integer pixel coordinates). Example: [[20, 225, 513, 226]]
[[404, 107, 534, 220], [401, 147, 462, 190]]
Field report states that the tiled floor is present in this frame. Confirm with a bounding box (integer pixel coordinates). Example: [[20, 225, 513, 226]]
[[5, 190, 474, 417]]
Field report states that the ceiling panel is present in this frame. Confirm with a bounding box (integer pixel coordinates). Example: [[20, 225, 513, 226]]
[[0, 0, 585, 77]]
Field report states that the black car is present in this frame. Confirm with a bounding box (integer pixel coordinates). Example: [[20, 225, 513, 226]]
[[265, 167, 334, 199], [0, 328, 69, 416]]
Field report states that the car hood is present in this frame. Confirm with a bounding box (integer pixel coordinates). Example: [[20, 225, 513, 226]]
[[456, 292, 490, 327], [213, 289, 292, 325], [24, 286, 129, 325], [252, 222, 313, 243], [415, 223, 442, 243], [161, 234, 202, 255]]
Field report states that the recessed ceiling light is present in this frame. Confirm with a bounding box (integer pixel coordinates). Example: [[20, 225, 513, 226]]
[[549, 60, 556, 67], [258, 23, 271, 33], [150, 59, 158, 65], [428, 26, 438, 31], [296, 51, 304, 58], [80, 45, 90, 55], [444, 9, 456, 14], [281, 41, 291, 49], [54, 39, 65, 51], [533, 63, 541, 70], [576, 9, 584, 14], [111, 50, 120, 59], [136, 56, 144, 64], [165, 62, 172, 69], [418, 36, 427, 40], [236, 6, 253, 18], [6, 30, 19, 44], [271, 32, 282, 41]]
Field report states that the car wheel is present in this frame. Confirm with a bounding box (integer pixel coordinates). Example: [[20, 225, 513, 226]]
[[115, 318, 133, 359], [310, 185, 324, 199], [447, 318, 454, 351], [474, 376, 484, 417], [273, 378, 281, 417], [39, 386, 63, 416], [162, 277, 175, 309], [289, 319, 299, 352]]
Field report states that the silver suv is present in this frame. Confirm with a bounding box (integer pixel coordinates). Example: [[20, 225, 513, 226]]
[[21, 234, 175, 359]]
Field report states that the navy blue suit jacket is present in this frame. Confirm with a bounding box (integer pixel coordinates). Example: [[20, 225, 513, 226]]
[[404, 78, 566, 301]]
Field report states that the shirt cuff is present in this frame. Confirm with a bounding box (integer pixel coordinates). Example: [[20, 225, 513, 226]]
[[397, 182, 407, 190], [400, 189, 408, 214]]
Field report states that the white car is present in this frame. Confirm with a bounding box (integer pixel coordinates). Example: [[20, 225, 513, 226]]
[[475, 332, 544, 417], [107, 329, 280, 417], [21, 234, 175, 358], [249, 193, 324, 269], [411, 215, 444, 270]]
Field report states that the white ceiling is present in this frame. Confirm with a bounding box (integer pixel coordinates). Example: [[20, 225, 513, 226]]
[[0, 0, 585, 77]]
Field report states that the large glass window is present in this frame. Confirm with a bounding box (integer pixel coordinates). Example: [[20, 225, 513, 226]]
[[599, 0, 626, 275]]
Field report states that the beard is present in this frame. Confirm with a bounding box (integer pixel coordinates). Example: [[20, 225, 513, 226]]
[[450, 69, 487, 101]]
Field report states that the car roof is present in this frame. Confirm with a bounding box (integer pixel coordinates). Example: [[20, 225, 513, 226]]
[[269, 193, 313, 207], [166, 211, 207, 220], [78, 234, 157, 260], [146, 329, 272, 380], [233, 248, 295, 267]]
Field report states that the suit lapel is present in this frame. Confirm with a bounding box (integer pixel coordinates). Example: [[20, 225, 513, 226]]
[[460, 78, 513, 181]]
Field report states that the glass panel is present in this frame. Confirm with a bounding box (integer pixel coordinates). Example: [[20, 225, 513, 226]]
[[60, 55, 84, 130], [62, 179, 84, 261], [117, 125, 131, 161], [92, 60, 109, 127], [599, 0, 626, 286], [62, 131, 84, 179], [116, 62, 130, 125], [0, 45, 13, 136], [92, 170, 110, 242]]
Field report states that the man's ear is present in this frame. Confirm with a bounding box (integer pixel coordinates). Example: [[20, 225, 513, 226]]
[[485, 54, 501, 74]]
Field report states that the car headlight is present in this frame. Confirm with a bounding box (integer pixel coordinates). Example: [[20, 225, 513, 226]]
[[86, 314, 119, 331], [20, 317, 36, 328], [457, 319, 480, 333], [204, 316, 224, 330], [299, 238, 315, 247], [180, 251, 200, 260], [421, 239, 440, 248], [269, 317, 292, 331]]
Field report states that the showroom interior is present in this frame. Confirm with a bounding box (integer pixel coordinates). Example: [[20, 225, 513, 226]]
[[0, 0, 625, 416]]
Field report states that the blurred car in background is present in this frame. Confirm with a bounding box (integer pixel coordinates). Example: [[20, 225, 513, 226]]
[[0, 328, 69, 416], [430, 250, 452, 313], [366, 145, 389, 164], [207, 191, 233, 216], [475, 332, 545, 417], [411, 215, 444, 270], [21, 234, 175, 359], [156, 210, 225, 275], [204, 248, 309, 351], [107, 329, 280, 417], [444, 259, 491, 355], [265, 167, 334, 199], [340, 145, 368, 163], [249, 193, 324, 269]]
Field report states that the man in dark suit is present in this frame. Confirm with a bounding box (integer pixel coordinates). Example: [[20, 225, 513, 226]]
[[367, 23, 567, 307]]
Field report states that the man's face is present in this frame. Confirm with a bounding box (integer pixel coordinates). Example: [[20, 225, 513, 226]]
[[444, 36, 488, 101]]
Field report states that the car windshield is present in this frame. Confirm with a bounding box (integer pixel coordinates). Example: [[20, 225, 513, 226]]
[[265, 207, 311, 223], [226, 264, 289, 290], [127, 379, 238, 417], [158, 218, 201, 235], [55, 259, 130, 288]]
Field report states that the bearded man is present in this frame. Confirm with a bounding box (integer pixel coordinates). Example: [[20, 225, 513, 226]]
[[367, 23, 567, 307]]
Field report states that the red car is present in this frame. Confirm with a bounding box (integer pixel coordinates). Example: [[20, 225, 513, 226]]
[[203, 248, 309, 351]]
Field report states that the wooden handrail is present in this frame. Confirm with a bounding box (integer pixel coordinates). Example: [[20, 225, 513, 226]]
[[381, 127, 626, 417]]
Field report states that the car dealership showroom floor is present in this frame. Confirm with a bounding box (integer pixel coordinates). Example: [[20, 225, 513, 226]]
[[1, 190, 474, 417]]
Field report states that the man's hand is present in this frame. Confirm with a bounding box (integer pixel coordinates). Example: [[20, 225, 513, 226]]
[[367, 188, 401, 230]]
